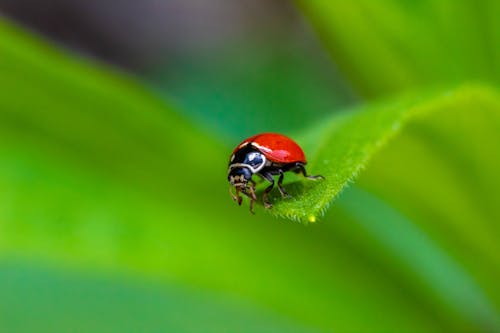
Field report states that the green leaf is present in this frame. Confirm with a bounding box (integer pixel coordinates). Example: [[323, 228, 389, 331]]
[[0, 18, 223, 206], [334, 188, 500, 331], [296, 0, 499, 97], [0, 262, 320, 333], [268, 84, 500, 223]]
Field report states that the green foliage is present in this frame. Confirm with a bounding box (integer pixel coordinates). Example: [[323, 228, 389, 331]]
[[1, 0, 499, 331], [297, 0, 499, 97], [0, 263, 319, 333]]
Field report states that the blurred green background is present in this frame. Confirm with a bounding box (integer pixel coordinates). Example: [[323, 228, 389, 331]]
[[0, 1, 499, 332]]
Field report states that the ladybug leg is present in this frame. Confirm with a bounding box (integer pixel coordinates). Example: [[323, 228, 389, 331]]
[[230, 186, 243, 205], [277, 170, 291, 198], [296, 163, 324, 180], [261, 172, 275, 209], [246, 182, 257, 214]]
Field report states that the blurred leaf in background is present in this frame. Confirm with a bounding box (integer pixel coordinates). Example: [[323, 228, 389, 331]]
[[149, 33, 357, 140], [0, 0, 499, 332], [0, 262, 321, 333], [298, 0, 499, 97]]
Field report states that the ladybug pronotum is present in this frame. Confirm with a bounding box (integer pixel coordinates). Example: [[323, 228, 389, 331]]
[[228, 133, 324, 213]]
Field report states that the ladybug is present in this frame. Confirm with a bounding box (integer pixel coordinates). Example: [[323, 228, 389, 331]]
[[228, 133, 324, 213]]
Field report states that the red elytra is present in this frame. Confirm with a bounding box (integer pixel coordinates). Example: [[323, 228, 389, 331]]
[[233, 133, 306, 164]]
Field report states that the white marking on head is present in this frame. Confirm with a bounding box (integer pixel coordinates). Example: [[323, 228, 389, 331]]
[[251, 142, 272, 153], [227, 153, 267, 175], [247, 152, 257, 161]]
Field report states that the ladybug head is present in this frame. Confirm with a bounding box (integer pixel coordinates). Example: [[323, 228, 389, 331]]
[[227, 150, 266, 189], [228, 166, 253, 188]]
